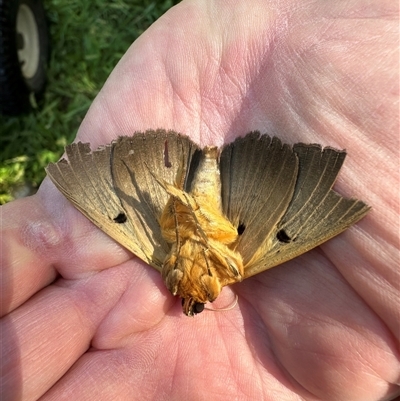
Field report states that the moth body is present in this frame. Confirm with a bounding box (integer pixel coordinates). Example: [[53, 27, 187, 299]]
[[160, 147, 244, 316]]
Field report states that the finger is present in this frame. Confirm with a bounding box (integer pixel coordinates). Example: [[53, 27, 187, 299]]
[[0, 182, 133, 316], [1, 196, 58, 316], [1, 264, 130, 401]]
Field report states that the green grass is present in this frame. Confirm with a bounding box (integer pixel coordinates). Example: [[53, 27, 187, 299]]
[[0, 0, 180, 203]]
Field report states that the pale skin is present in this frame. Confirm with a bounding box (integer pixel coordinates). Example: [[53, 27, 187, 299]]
[[1, 0, 399, 400]]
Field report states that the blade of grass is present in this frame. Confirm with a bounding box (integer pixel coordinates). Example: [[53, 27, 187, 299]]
[[0, 0, 181, 203]]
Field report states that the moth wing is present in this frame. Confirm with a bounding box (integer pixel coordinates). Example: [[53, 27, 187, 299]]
[[220, 132, 299, 266], [46, 130, 200, 271], [110, 130, 201, 269], [243, 143, 371, 278], [46, 141, 158, 268]]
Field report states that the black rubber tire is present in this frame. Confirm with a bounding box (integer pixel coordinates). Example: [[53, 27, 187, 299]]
[[0, 0, 49, 115]]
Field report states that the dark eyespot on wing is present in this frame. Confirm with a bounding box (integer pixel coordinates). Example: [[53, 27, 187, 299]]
[[277, 229, 291, 243], [113, 213, 127, 224], [237, 223, 246, 235]]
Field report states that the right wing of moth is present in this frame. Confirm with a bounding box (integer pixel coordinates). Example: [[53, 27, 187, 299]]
[[219, 132, 299, 266], [242, 144, 370, 277]]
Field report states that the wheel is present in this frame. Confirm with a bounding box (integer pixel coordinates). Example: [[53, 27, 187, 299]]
[[0, 0, 49, 115]]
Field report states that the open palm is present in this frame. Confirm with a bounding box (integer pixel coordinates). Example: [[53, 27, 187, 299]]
[[1, 1, 398, 400]]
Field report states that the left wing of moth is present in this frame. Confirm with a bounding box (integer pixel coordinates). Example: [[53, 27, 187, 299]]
[[46, 130, 201, 271], [241, 141, 370, 278], [46, 141, 162, 269], [110, 130, 201, 268]]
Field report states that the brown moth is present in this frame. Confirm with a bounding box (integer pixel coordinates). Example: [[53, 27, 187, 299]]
[[46, 130, 370, 316]]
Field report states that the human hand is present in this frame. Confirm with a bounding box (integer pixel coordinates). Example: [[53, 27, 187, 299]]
[[1, 1, 398, 400]]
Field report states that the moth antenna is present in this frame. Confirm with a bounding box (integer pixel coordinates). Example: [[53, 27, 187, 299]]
[[143, 161, 168, 191], [204, 294, 238, 312]]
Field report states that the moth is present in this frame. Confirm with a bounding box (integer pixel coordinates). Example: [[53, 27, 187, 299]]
[[46, 130, 370, 316]]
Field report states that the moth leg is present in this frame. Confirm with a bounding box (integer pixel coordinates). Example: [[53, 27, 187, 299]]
[[180, 192, 210, 247], [162, 246, 183, 297], [201, 248, 212, 276], [172, 199, 182, 261]]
